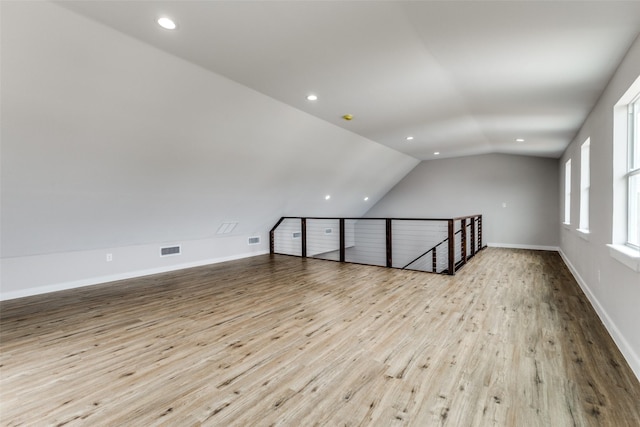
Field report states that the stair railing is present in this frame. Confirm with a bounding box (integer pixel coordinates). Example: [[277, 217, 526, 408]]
[[269, 215, 484, 275]]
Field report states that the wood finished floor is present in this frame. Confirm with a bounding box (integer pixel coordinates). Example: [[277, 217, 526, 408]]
[[1, 248, 639, 426]]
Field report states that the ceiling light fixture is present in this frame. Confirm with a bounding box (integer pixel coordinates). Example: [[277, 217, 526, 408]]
[[157, 17, 177, 30], [434, 152, 440, 155], [342, 114, 353, 121], [325, 195, 331, 200], [364, 197, 369, 201], [306, 94, 318, 101], [406, 136, 414, 141], [516, 138, 525, 142]]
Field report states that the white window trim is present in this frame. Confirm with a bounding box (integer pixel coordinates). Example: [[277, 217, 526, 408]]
[[579, 138, 590, 231], [626, 94, 639, 248], [576, 228, 590, 240], [612, 75, 640, 272], [564, 159, 572, 225], [607, 244, 640, 272]]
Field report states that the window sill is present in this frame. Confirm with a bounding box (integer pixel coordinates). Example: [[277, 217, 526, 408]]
[[576, 229, 590, 240], [607, 244, 640, 272], [562, 222, 571, 229]]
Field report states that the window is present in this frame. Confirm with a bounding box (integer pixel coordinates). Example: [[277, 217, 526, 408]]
[[564, 159, 571, 224], [610, 76, 640, 272], [579, 138, 590, 232], [628, 94, 640, 248]]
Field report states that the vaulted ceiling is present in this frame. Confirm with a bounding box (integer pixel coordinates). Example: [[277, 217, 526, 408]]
[[58, 1, 640, 160]]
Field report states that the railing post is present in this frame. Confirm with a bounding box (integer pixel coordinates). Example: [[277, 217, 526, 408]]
[[301, 218, 307, 258], [339, 219, 345, 262], [461, 218, 467, 265], [386, 219, 392, 268], [470, 216, 476, 256], [432, 247, 437, 273], [269, 217, 286, 255], [270, 229, 275, 254], [478, 215, 483, 249], [447, 219, 455, 275]]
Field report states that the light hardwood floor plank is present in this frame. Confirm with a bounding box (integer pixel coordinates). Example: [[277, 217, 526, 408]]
[[1, 248, 639, 426]]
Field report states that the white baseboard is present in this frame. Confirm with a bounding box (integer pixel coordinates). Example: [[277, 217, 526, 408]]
[[0, 250, 269, 301], [558, 249, 640, 382], [487, 242, 560, 252]]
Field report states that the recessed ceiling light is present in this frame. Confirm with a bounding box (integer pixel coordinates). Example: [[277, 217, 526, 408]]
[[516, 138, 525, 142], [434, 152, 440, 155], [325, 195, 331, 200], [306, 94, 318, 101], [364, 197, 369, 201], [406, 136, 414, 141], [157, 17, 177, 30]]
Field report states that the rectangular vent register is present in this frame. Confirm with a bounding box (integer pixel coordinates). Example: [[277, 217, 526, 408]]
[[160, 246, 181, 257]]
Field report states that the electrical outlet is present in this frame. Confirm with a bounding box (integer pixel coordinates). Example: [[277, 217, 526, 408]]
[[106, 253, 113, 262]]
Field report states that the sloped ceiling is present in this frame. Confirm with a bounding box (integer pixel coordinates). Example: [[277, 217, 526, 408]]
[[57, 0, 640, 159], [0, 2, 418, 257]]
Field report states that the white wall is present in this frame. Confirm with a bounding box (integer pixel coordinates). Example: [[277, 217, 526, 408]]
[[364, 153, 560, 249], [0, 2, 419, 299], [559, 35, 640, 379]]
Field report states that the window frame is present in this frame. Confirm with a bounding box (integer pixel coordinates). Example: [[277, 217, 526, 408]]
[[627, 94, 640, 248], [578, 138, 590, 233], [564, 159, 571, 225], [609, 76, 640, 272]]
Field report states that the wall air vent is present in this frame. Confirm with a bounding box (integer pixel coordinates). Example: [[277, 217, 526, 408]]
[[160, 245, 181, 257], [248, 236, 261, 245]]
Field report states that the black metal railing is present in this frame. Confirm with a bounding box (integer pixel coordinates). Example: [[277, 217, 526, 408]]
[[270, 215, 484, 275]]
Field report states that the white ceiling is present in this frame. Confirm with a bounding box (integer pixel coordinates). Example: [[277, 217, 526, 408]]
[[57, 1, 640, 160]]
